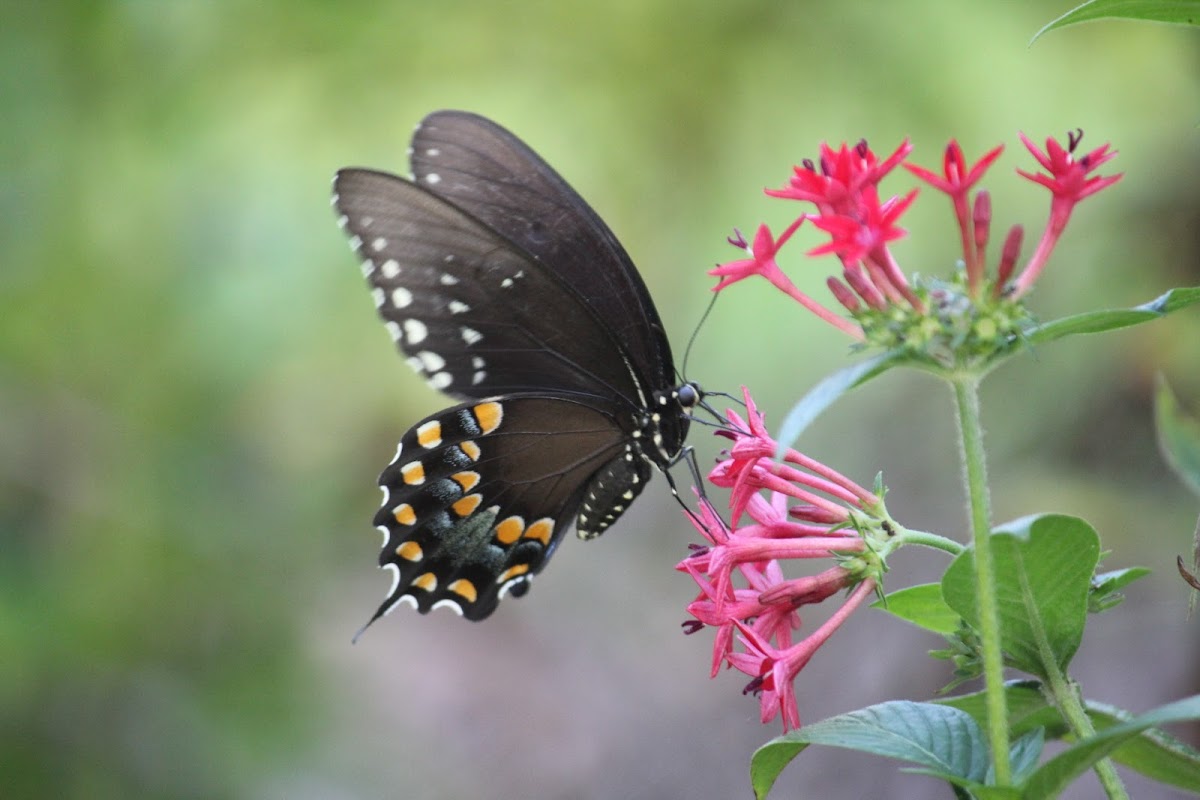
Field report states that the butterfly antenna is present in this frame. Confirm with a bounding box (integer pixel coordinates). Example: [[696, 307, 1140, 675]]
[[680, 290, 721, 382]]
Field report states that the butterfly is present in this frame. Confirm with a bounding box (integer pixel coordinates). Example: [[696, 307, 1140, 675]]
[[332, 110, 699, 625]]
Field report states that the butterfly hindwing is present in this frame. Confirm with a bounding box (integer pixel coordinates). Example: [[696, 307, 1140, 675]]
[[369, 394, 630, 622]]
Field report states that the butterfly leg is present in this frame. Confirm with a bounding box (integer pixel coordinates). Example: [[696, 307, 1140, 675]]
[[661, 446, 729, 541], [661, 445, 707, 508]]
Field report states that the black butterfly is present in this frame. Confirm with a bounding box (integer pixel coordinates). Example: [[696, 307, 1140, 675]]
[[333, 110, 698, 625]]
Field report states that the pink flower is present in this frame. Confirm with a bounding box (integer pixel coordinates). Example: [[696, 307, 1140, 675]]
[[709, 222, 801, 293], [710, 138, 925, 337], [1017, 130, 1121, 207], [769, 139, 923, 312], [728, 579, 878, 731], [769, 139, 913, 219], [710, 221, 864, 339], [807, 188, 917, 266], [1011, 130, 1122, 297], [905, 140, 1004, 200], [905, 141, 1004, 295], [678, 387, 885, 730]]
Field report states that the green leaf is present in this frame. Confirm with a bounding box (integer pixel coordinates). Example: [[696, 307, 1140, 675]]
[[939, 681, 1056, 737], [1089, 566, 1151, 613], [1008, 728, 1046, 782], [1033, 0, 1200, 43], [1087, 700, 1200, 793], [1091, 567, 1151, 597], [1156, 285, 1200, 314], [943, 686, 1200, 793], [1024, 287, 1200, 346], [941, 515, 1099, 679], [749, 701, 991, 800], [961, 788, 1023, 800], [872, 583, 960, 635], [774, 352, 900, 454], [1023, 694, 1200, 798], [1155, 375, 1200, 497]]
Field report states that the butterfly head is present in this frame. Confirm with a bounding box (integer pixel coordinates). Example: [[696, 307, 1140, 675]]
[[676, 381, 702, 414]]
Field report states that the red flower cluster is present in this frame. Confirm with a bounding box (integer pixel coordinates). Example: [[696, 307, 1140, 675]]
[[677, 389, 882, 731], [710, 130, 1123, 333]]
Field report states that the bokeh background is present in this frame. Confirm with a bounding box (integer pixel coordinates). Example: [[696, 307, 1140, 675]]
[[3, 2, 1199, 798]]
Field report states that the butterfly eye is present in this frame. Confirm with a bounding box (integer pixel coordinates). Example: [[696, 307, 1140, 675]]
[[677, 382, 702, 409]]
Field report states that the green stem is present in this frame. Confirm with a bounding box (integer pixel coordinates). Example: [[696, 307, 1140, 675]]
[[952, 376, 1011, 784], [1038, 624, 1129, 798], [891, 528, 964, 556]]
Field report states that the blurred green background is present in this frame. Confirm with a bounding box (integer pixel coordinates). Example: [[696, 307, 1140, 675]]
[[2, 2, 1198, 798]]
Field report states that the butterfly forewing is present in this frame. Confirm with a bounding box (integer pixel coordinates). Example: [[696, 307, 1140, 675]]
[[409, 111, 674, 390], [334, 168, 646, 404]]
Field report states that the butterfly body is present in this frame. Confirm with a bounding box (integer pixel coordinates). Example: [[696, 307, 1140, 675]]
[[333, 111, 695, 623]]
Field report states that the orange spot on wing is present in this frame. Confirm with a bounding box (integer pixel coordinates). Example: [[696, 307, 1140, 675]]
[[497, 564, 530, 584], [396, 540, 423, 561], [447, 579, 478, 603], [451, 471, 480, 491], [451, 493, 482, 517], [494, 516, 525, 544], [412, 572, 437, 592], [473, 402, 503, 434], [416, 420, 442, 448], [459, 440, 481, 461], [393, 503, 416, 525], [400, 461, 425, 485], [524, 518, 554, 546]]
